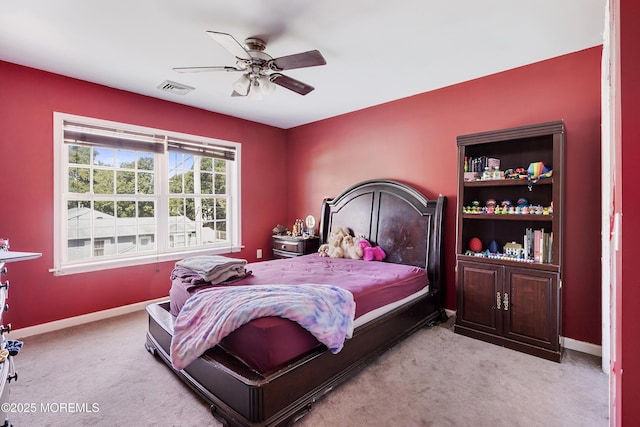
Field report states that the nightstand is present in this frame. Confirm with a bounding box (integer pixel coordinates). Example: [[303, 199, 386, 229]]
[[272, 236, 320, 259]]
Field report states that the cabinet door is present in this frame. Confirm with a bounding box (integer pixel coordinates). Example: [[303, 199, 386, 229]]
[[456, 261, 503, 335], [503, 267, 560, 351]]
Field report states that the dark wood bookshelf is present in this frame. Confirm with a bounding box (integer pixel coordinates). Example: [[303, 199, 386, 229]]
[[454, 121, 564, 362]]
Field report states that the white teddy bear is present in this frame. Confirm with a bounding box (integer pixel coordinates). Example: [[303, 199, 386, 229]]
[[318, 228, 364, 259]]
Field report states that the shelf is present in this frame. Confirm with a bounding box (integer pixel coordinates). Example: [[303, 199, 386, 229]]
[[463, 178, 553, 187], [456, 254, 560, 272], [0, 251, 42, 263], [462, 213, 553, 221]]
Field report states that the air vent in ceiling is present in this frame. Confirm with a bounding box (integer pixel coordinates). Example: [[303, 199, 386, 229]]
[[157, 80, 195, 95]]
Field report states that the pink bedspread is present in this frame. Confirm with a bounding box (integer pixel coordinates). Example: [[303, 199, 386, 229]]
[[170, 254, 428, 319], [169, 254, 429, 372], [170, 284, 355, 370]]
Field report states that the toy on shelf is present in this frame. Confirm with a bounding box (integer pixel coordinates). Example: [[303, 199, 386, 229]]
[[504, 242, 525, 258], [462, 195, 552, 216], [527, 162, 553, 182], [468, 237, 482, 252], [504, 162, 553, 191]]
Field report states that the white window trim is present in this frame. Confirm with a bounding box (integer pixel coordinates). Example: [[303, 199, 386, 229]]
[[52, 112, 242, 276]]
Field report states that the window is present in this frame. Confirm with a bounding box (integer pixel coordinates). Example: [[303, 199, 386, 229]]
[[53, 113, 241, 275]]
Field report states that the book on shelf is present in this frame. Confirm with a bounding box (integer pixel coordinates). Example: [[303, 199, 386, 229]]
[[524, 228, 533, 260], [544, 232, 553, 263], [466, 156, 501, 173], [525, 228, 552, 263], [534, 229, 542, 262]]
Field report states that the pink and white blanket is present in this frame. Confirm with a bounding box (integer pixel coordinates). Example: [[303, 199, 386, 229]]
[[170, 283, 356, 370]]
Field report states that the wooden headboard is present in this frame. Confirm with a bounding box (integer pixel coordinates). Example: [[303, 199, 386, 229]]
[[319, 179, 446, 298]]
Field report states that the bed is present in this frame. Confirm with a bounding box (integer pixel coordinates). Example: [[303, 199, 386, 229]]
[[145, 179, 446, 426]]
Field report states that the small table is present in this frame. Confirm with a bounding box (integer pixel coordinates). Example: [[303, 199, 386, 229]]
[[0, 251, 42, 263], [272, 236, 320, 259]]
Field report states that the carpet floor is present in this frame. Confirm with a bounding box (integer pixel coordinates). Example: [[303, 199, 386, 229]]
[[6, 310, 608, 426]]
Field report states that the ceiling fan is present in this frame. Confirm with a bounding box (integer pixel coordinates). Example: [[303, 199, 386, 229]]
[[174, 31, 327, 99]]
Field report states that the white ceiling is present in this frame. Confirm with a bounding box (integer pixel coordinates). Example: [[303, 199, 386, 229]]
[[0, 1, 606, 129]]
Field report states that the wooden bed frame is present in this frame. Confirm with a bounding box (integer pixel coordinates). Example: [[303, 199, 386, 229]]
[[145, 179, 446, 426]]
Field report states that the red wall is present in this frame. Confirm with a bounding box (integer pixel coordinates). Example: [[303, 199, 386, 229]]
[[1, 47, 603, 349], [619, 0, 640, 423], [287, 47, 603, 345], [0, 61, 287, 329]]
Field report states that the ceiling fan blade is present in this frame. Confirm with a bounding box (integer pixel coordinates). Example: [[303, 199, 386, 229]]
[[174, 66, 242, 73], [270, 73, 315, 95], [231, 90, 247, 97], [207, 31, 252, 61], [269, 50, 326, 71]]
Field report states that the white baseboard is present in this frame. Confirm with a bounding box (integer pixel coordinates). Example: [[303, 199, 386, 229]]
[[562, 337, 602, 357], [11, 297, 169, 339], [445, 309, 602, 358]]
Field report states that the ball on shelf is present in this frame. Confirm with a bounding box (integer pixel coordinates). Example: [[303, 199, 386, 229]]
[[469, 237, 482, 252]]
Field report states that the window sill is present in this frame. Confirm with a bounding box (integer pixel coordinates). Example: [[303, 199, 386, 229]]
[[50, 245, 243, 276]]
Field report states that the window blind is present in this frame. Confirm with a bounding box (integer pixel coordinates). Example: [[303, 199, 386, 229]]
[[167, 138, 236, 161], [63, 121, 236, 161], [63, 121, 165, 154]]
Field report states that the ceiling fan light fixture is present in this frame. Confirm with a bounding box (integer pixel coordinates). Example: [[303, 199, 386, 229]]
[[244, 74, 276, 100], [247, 78, 264, 100], [232, 74, 250, 96], [259, 75, 276, 96]]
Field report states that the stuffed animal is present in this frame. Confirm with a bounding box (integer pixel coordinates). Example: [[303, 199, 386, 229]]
[[365, 245, 386, 261], [323, 229, 346, 258], [318, 227, 356, 258], [352, 236, 366, 259], [342, 234, 363, 260], [319, 228, 385, 260], [328, 239, 344, 258], [317, 243, 330, 257], [358, 239, 386, 261]]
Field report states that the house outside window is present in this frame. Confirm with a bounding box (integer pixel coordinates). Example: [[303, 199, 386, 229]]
[[53, 113, 241, 275], [93, 239, 107, 257]]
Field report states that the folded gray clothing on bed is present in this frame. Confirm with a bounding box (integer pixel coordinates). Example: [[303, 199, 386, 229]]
[[175, 255, 248, 283], [204, 266, 248, 284], [171, 266, 209, 288]]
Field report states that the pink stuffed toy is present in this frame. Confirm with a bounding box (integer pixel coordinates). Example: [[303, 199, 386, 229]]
[[358, 239, 371, 252], [365, 246, 386, 261], [358, 239, 386, 261]]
